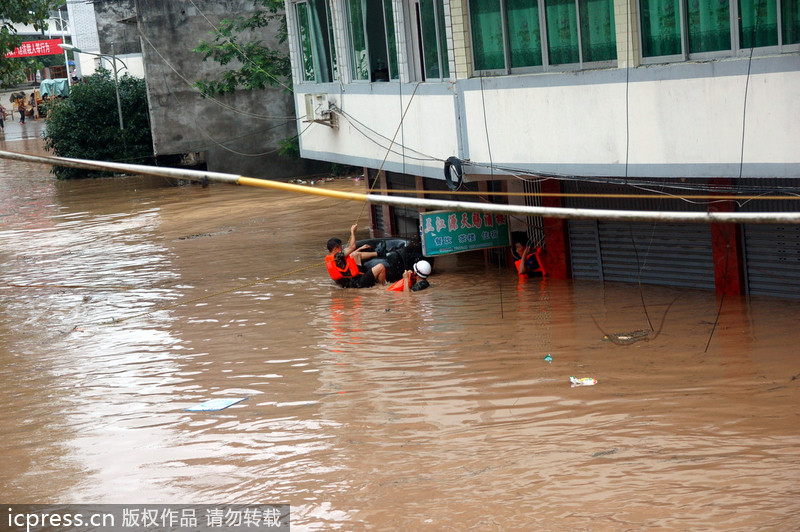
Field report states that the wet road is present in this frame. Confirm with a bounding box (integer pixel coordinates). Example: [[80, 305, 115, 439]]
[[1, 139, 798, 530]]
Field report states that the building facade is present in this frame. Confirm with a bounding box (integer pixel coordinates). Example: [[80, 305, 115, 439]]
[[284, 0, 800, 298], [64, 0, 145, 80]]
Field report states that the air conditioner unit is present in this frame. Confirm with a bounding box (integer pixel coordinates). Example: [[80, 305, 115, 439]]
[[304, 93, 331, 121]]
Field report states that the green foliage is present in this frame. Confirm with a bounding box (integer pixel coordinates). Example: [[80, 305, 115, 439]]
[[42, 70, 154, 179], [0, 0, 62, 86], [193, 0, 291, 96], [277, 135, 300, 158]]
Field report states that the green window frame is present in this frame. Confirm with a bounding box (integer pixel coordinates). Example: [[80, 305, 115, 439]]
[[294, 0, 338, 83], [640, 0, 800, 60], [346, 0, 402, 81], [470, 0, 616, 73]]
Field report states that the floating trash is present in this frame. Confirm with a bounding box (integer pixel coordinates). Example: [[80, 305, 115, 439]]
[[603, 329, 652, 345], [186, 397, 247, 412], [570, 376, 597, 387], [544, 354, 552, 363]]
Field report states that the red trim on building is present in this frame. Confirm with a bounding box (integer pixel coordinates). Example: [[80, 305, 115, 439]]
[[709, 179, 745, 295], [541, 179, 571, 280]]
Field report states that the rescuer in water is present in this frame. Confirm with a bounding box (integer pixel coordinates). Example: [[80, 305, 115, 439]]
[[387, 260, 431, 292], [325, 224, 387, 288], [512, 241, 546, 277]]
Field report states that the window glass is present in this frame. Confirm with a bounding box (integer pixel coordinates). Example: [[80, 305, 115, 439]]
[[640, 0, 681, 56], [296, 0, 336, 82], [348, 0, 370, 80], [365, 0, 390, 80], [508, 0, 543, 67], [420, 0, 449, 78], [687, 0, 731, 53], [325, 2, 338, 79], [783, 0, 800, 44], [436, 0, 450, 77], [383, 0, 399, 79], [579, 0, 617, 61], [545, 0, 579, 64], [296, 3, 315, 81], [471, 0, 505, 70], [739, 0, 778, 47]]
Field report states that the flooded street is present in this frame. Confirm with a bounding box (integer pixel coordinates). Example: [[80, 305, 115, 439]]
[[1, 139, 798, 531]]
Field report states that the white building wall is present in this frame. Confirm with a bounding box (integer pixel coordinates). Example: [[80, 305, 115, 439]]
[[297, 88, 459, 174], [287, 0, 800, 180], [66, 2, 100, 52], [458, 57, 800, 178]]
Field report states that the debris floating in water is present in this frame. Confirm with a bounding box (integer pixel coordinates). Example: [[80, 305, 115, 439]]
[[186, 397, 247, 412], [544, 354, 552, 363], [570, 376, 597, 387]]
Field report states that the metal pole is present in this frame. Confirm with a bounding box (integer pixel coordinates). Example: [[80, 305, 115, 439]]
[[1, 149, 800, 225], [111, 42, 124, 130], [59, 9, 71, 86]]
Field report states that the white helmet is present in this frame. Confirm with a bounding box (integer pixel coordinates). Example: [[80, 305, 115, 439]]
[[413, 260, 432, 278]]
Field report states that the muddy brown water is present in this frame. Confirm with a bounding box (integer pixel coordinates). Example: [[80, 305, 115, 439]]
[[1, 140, 798, 531]]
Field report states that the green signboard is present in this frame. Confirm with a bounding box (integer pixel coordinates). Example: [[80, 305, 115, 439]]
[[420, 210, 511, 257]]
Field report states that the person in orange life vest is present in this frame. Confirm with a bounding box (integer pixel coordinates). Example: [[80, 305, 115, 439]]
[[325, 223, 387, 288], [387, 260, 431, 292], [513, 241, 546, 277]]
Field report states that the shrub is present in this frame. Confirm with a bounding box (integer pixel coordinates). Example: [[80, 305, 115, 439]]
[[42, 69, 154, 179]]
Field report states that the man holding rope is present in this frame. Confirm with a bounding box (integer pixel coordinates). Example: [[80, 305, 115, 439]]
[[325, 224, 387, 288]]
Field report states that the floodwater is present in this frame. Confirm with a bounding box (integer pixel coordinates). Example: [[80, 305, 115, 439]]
[[1, 138, 799, 531]]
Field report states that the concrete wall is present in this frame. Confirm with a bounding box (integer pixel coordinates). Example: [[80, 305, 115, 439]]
[[134, 0, 325, 179], [94, 0, 141, 56]]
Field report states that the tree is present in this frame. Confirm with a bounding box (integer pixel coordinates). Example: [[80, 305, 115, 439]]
[[42, 70, 154, 179], [192, 0, 299, 157], [0, 1, 62, 86], [192, 0, 290, 96]]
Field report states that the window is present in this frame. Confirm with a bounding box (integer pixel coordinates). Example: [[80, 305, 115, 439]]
[[509, 0, 544, 67], [739, 0, 800, 47], [346, 0, 401, 81], [470, 0, 616, 73], [686, 0, 731, 53], [417, 0, 451, 79], [640, 0, 800, 59], [295, 0, 337, 82]]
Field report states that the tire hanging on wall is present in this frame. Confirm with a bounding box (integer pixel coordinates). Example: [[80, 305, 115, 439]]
[[444, 156, 463, 191]]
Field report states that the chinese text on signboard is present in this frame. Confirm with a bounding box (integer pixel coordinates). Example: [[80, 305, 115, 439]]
[[420, 211, 510, 257], [5, 39, 64, 58]]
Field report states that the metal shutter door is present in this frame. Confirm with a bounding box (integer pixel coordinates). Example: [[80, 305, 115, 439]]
[[597, 222, 715, 289], [743, 224, 800, 299], [569, 221, 715, 289], [569, 220, 603, 280]]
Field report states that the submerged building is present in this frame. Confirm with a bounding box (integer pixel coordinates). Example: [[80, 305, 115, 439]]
[[283, 0, 800, 298]]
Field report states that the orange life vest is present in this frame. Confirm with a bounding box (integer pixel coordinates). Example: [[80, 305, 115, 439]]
[[515, 247, 546, 276], [325, 253, 359, 281], [387, 275, 414, 291]]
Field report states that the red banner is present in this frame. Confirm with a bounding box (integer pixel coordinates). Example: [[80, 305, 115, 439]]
[[5, 39, 64, 58]]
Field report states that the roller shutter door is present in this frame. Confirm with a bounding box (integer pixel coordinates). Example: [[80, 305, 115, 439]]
[[743, 224, 800, 299], [569, 221, 715, 289], [569, 220, 603, 280]]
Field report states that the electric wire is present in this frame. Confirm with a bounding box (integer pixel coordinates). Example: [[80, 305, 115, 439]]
[[354, 81, 422, 225], [187, 0, 294, 93], [138, 30, 295, 121]]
